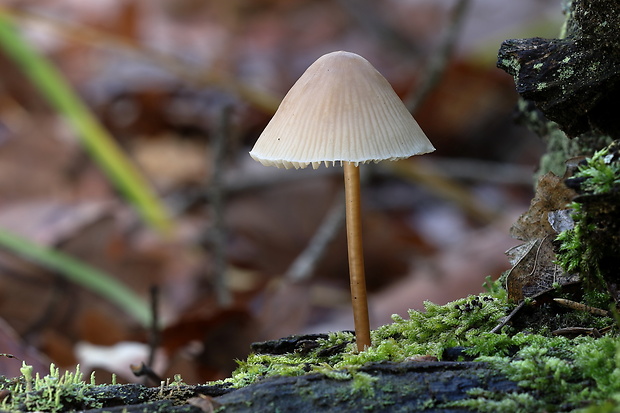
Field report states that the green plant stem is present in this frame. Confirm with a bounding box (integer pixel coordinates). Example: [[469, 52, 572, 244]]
[[0, 229, 151, 327], [343, 162, 371, 351], [0, 13, 172, 235]]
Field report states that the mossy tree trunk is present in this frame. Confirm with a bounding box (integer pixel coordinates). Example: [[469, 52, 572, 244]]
[[497, 0, 620, 178], [498, 0, 620, 304]]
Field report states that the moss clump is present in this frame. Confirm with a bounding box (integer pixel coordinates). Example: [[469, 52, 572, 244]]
[[220, 278, 620, 412], [223, 294, 510, 390], [454, 333, 620, 412], [0, 363, 209, 412], [556, 142, 620, 303], [2, 363, 103, 412], [4, 286, 620, 411]]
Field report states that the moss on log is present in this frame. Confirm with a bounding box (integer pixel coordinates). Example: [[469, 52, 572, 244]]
[[211, 360, 517, 413]]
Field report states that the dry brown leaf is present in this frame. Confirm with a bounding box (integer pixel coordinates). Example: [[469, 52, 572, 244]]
[[510, 172, 576, 241], [506, 172, 578, 301], [505, 237, 576, 302]]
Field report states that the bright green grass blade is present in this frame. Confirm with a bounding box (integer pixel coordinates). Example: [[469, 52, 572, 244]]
[[0, 229, 151, 327], [0, 13, 172, 235]]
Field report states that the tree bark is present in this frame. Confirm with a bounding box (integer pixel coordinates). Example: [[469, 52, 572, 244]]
[[211, 360, 517, 413], [497, 0, 620, 178], [497, 0, 620, 141]]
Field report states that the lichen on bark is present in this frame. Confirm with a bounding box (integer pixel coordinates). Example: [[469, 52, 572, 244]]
[[497, 0, 620, 142]]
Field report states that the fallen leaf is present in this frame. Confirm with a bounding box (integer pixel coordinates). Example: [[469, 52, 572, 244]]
[[505, 236, 576, 301], [506, 172, 578, 301], [510, 172, 576, 241]]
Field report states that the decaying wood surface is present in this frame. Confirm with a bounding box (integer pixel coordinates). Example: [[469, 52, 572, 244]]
[[497, 0, 620, 140], [72, 359, 517, 413]]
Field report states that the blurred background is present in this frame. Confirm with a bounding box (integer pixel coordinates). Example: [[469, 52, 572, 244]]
[[0, 0, 561, 384]]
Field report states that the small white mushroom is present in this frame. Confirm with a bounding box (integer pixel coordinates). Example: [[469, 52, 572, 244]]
[[250, 51, 435, 351]]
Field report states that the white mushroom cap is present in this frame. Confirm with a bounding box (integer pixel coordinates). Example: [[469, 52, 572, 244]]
[[249, 51, 435, 169]]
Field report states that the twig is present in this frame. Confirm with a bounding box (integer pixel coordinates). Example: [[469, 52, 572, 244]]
[[147, 285, 160, 369], [405, 0, 472, 112], [284, 166, 370, 284], [388, 160, 498, 224], [130, 361, 162, 384], [490, 300, 525, 334], [221, 167, 338, 194], [174, 156, 499, 228], [553, 298, 611, 317], [425, 157, 535, 185], [552, 327, 604, 338], [208, 105, 233, 307], [286, 193, 346, 282]]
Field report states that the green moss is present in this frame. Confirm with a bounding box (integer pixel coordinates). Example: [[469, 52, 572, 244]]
[[370, 296, 509, 360], [506, 58, 521, 72], [571, 148, 620, 195], [220, 294, 510, 392], [558, 65, 575, 80], [450, 388, 543, 412], [2, 363, 103, 412], [444, 333, 620, 412], [349, 371, 377, 398], [0, 362, 201, 411], [4, 287, 619, 411], [556, 143, 620, 301], [482, 275, 508, 300], [216, 281, 620, 411]]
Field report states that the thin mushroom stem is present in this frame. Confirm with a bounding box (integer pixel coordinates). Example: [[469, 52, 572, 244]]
[[343, 161, 371, 351]]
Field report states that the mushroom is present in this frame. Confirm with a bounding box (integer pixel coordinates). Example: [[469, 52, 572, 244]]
[[250, 51, 435, 351]]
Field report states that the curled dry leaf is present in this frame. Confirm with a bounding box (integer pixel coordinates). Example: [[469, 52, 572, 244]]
[[510, 172, 576, 241], [505, 172, 578, 301], [505, 236, 575, 302]]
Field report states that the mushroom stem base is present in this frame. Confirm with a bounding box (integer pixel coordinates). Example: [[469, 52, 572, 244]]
[[343, 161, 371, 352]]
